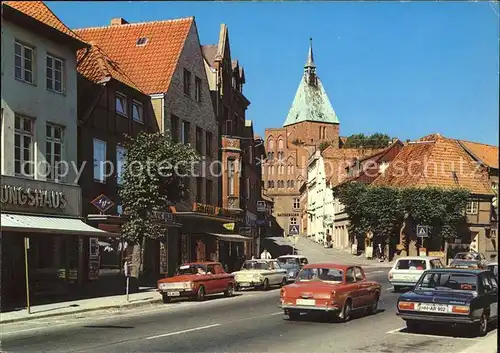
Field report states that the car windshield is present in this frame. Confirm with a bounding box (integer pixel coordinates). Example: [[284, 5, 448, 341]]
[[415, 272, 478, 292], [278, 258, 299, 266], [296, 267, 343, 283], [176, 264, 207, 275], [395, 259, 427, 270], [241, 261, 270, 270], [455, 253, 479, 260]]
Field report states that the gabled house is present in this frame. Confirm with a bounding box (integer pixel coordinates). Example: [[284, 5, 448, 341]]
[[371, 134, 496, 261], [331, 140, 404, 252], [1, 1, 114, 309], [74, 17, 243, 273]]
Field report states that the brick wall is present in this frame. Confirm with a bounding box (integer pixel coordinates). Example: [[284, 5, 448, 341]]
[[161, 23, 219, 209]]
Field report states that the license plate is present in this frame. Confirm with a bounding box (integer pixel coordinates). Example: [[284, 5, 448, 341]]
[[240, 283, 250, 287], [418, 303, 447, 313], [296, 299, 315, 306], [167, 291, 180, 297]]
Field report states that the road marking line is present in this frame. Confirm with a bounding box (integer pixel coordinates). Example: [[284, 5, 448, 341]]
[[146, 324, 221, 340], [384, 286, 394, 291], [367, 270, 386, 274], [270, 312, 283, 316], [386, 327, 481, 341]]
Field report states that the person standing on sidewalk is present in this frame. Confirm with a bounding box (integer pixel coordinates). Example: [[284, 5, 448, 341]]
[[260, 249, 272, 259]]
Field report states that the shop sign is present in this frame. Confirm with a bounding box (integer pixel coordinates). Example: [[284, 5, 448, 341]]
[[277, 213, 300, 217], [257, 201, 266, 212], [91, 194, 115, 213], [193, 202, 236, 219], [149, 210, 174, 223], [0, 184, 67, 209]]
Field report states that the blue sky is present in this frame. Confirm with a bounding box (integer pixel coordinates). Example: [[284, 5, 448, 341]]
[[48, 1, 499, 145]]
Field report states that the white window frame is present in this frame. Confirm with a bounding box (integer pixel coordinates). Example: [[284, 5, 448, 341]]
[[293, 198, 300, 210], [93, 138, 107, 183], [14, 115, 34, 177], [466, 201, 479, 215], [116, 92, 127, 116], [116, 145, 127, 185], [132, 100, 143, 122], [290, 217, 297, 225], [46, 124, 65, 181], [46, 54, 64, 93], [14, 40, 34, 84]]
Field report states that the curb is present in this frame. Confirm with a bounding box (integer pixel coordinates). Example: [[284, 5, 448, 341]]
[[459, 331, 497, 353], [0, 298, 162, 325]]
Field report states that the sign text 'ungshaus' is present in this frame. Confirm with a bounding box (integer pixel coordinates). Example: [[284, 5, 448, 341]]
[[0, 185, 67, 209]]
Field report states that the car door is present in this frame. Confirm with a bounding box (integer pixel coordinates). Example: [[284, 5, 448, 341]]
[[353, 267, 370, 307], [214, 263, 229, 292], [204, 264, 217, 293], [484, 272, 498, 319], [345, 267, 362, 309], [271, 260, 285, 284]]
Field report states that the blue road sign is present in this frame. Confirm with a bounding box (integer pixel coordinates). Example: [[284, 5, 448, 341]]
[[288, 224, 300, 236]]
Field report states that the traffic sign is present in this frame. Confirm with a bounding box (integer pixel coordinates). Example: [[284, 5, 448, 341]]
[[417, 225, 429, 238], [256, 201, 266, 212], [90, 194, 115, 213], [288, 224, 300, 236]]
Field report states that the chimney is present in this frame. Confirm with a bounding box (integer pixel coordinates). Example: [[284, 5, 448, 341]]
[[111, 18, 128, 26]]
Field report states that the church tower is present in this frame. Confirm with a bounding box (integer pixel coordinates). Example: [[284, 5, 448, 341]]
[[283, 38, 340, 147]]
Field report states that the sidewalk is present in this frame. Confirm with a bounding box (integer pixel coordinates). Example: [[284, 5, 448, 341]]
[[0, 289, 160, 324], [285, 236, 394, 268], [459, 331, 497, 353]]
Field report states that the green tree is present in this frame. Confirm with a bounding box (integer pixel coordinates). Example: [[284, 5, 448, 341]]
[[319, 141, 331, 152], [119, 131, 199, 278], [343, 133, 393, 149]]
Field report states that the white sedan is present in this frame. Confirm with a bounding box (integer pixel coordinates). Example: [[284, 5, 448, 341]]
[[388, 256, 444, 292]]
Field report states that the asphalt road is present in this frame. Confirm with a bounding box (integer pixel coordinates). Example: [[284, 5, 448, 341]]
[[1, 269, 495, 353]]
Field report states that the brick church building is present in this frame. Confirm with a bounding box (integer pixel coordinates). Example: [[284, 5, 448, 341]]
[[263, 39, 343, 234]]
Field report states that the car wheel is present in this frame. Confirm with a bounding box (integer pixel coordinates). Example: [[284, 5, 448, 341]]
[[476, 312, 488, 337], [280, 277, 287, 287], [196, 285, 206, 301], [161, 294, 171, 304], [262, 279, 270, 291], [340, 299, 352, 322], [406, 320, 421, 333], [224, 284, 234, 297], [367, 293, 379, 315]]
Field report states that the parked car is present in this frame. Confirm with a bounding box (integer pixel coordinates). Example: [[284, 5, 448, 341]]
[[453, 252, 488, 268], [278, 255, 309, 282], [388, 256, 444, 292], [396, 268, 498, 337], [448, 259, 485, 270], [487, 262, 498, 277], [157, 262, 235, 303], [232, 259, 287, 290], [280, 263, 382, 321]]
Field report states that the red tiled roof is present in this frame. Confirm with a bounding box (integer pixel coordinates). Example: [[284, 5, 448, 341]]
[[77, 45, 143, 92], [458, 140, 499, 170], [4, 1, 82, 41], [371, 134, 493, 195], [74, 18, 193, 94]]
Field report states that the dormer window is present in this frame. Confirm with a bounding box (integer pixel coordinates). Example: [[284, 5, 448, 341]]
[[136, 37, 148, 46]]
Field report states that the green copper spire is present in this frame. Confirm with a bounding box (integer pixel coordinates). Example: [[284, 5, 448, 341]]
[[283, 39, 339, 127]]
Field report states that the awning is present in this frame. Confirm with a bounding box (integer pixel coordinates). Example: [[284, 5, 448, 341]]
[[1, 213, 117, 236], [207, 233, 250, 243]]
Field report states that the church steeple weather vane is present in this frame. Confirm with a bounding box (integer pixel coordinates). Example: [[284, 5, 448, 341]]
[[304, 38, 317, 85]]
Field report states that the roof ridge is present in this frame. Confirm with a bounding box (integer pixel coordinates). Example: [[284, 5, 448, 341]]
[[39, 0, 83, 40], [457, 138, 498, 148], [73, 16, 194, 32]]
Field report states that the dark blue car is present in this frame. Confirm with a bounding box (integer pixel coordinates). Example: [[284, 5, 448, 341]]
[[396, 268, 498, 337]]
